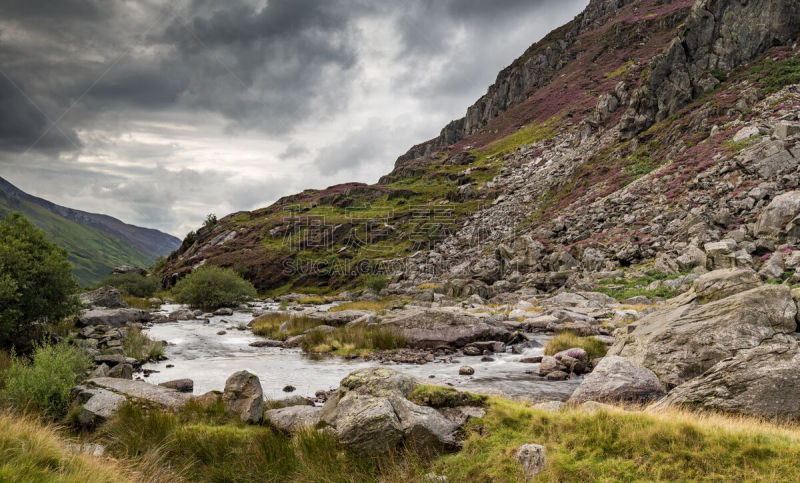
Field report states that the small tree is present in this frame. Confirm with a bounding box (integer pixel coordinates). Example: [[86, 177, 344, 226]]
[[171, 265, 257, 310], [0, 213, 79, 350], [100, 272, 158, 298], [203, 213, 218, 230]]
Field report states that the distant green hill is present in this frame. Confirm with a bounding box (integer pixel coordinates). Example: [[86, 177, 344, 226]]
[[0, 178, 180, 286]]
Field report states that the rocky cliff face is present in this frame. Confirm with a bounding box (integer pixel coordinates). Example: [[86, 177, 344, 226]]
[[160, 0, 800, 297]]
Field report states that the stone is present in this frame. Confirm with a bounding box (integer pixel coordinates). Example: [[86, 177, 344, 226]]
[[755, 191, 800, 239], [759, 252, 785, 280], [214, 308, 234, 316], [531, 401, 565, 412], [732, 125, 760, 142], [223, 371, 264, 423], [196, 391, 223, 409], [93, 354, 137, 366], [266, 395, 315, 409], [515, 444, 547, 478], [77, 388, 126, 426], [169, 309, 196, 321], [79, 286, 127, 309], [319, 368, 457, 455], [545, 370, 569, 381], [79, 308, 149, 327], [462, 345, 482, 356], [379, 309, 512, 349], [538, 356, 565, 377], [652, 336, 800, 419], [609, 284, 796, 388], [108, 363, 133, 380], [111, 265, 148, 276], [249, 339, 283, 348], [568, 356, 665, 404], [692, 268, 762, 302], [158, 378, 194, 393], [308, 310, 372, 326], [89, 378, 191, 409], [776, 122, 800, 140], [459, 366, 475, 376], [264, 406, 321, 433], [704, 239, 737, 269]]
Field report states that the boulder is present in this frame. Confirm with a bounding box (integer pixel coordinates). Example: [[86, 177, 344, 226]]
[[609, 284, 796, 388], [755, 191, 800, 239], [704, 239, 737, 270], [266, 395, 315, 409], [158, 379, 194, 393], [110, 265, 147, 277], [568, 356, 665, 404], [307, 310, 372, 326], [319, 368, 457, 455], [515, 444, 547, 478], [214, 308, 234, 316], [264, 406, 321, 433], [652, 336, 800, 419], [79, 308, 149, 327], [77, 388, 126, 426], [459, 366, 475, 376], [89, 378, 191, 410], [692, 268, 762, 303], [168, 309, 196, 321], [195, 390, 223, 409], [379, 309, 512, 349], [80, 286, 127, 309], [223, 371, 264, 423], [108, 363, 133, 380]]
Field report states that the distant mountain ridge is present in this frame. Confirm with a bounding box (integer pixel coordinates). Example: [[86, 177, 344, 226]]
[[0, 176, 181, 285]]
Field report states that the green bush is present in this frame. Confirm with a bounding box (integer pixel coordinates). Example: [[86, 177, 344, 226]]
[[0, 213, 80, 350], [171, 265, 257, 310], [544, 332, 607, 360], [1, 341, 92, 420], [364, 274, 388, 292], [100, 272, 158, 297]]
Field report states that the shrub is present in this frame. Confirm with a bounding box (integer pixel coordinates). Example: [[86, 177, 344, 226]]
[[0, 213, 80, 350], [124, 328, 164, 362], [544, 332, 607, 360], [100, 272, 158, 297], [1, 342, 92, 420], [408, 385, 487, 408], [171, 265, 257, 310], [364, 274, 388, 293], [203, 213, 217, 231]]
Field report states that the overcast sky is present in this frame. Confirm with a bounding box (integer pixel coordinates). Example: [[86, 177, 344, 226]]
[[0, 0, 586, 237]]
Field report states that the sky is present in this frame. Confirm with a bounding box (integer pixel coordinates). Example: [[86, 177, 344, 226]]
[[0, 0, 587, 237]]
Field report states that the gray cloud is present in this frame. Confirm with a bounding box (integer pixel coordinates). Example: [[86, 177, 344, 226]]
[[0, 0, 588, 236]]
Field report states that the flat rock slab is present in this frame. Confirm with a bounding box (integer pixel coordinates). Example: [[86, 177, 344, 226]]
[[89, 377, 191, 409], [265, 406, 321, 433], [80, 308, 149, 327], [79, 388, 126, 425]]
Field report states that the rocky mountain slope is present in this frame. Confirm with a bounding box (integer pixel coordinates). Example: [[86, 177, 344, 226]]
[[0, 176, 180, 285], [159, 0, 800, 299]]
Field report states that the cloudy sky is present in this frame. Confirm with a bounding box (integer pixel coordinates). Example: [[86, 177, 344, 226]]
[[0, 0, 586, 237]]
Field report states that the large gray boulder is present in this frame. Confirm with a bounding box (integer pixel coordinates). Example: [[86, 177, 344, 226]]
[[76, 387, 126, 426], [755, 191, 800, 239], [568, 356, 665, 405], [307, 310, 372, 326], [379, 309, 512, 348], [223, 371, 264, 424], [609, 274, 796, 388], [692, 268, 762, 303], [319, 367, 458, 454], [79, 308, 150, 327], [265, 405, 321, 433], [652, 335, 800, 419], [80, 286, 127, 309]]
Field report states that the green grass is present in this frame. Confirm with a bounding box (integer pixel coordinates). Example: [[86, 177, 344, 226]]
[[428, 399, 800, 481], [750, 52, 800, 94], [250, 313, 320, 340], [543, 332, 607, 360], [408, 386, 487, 409], [123, 328, 164, 362], [301, 325, 407, 356], [594, 269, 685, 301], [122, 295, 153, 310], [605, 61, 633, 79]]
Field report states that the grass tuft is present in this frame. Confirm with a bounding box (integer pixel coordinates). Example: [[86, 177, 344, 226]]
[[408, 385, 487, 409], [544, 332, 607, 360], [251, 313, 319, 340], [123, 328, 164, 362], [300, 326, 407, 356]]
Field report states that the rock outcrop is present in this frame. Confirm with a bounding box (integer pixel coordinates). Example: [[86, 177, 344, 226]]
[[379, 309, 512, 349], [319, 368, 458, 454], [609, 274, 797, 388], [80, 286, 127, 309], [569, 356, 665, 404]]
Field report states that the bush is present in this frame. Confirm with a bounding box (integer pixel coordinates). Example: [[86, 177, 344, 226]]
[[0, 213, 80, 350], [100, 272, 159, 297], [544, 332, 607, 360], [171, 265, 257, 310], [364, 274, 388, 293], [1, 342, 92, 420], [251, 313, 318, 340]]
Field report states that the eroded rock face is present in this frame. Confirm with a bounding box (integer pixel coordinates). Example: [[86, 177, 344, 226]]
[[223, 371, 264, 424], [653, 336, 800, 419], [265, 406, 321, 433], [80, 286, 127, 309], [609, 282, 796, 388], [88, 378, 191, 410], [755, 191, 800, 240], [79, 308, 150, 327], [379, 309, 512, 349], [319, 368, 457, 455], [568, 356, 665, 404]]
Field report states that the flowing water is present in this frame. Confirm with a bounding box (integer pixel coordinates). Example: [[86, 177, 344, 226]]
[[142, 304, 580, 401]]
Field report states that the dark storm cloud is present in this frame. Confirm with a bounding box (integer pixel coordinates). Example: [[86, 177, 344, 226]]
[[0, 0, 588, 235]]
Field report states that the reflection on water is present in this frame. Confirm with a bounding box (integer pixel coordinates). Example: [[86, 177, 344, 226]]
[[142, 304, 580, 401]]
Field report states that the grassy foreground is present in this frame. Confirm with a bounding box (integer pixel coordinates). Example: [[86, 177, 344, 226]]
[[5, 396, 800, 481]]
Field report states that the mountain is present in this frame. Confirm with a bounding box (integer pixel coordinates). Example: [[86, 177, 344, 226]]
[[159, 0, 800, 295], [0, 176, 180, 285]]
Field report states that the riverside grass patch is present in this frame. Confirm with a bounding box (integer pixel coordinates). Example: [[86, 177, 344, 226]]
[[544, 332, 607, 360], [123, 328, 164, 362], [301, 325, 407, 356]]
